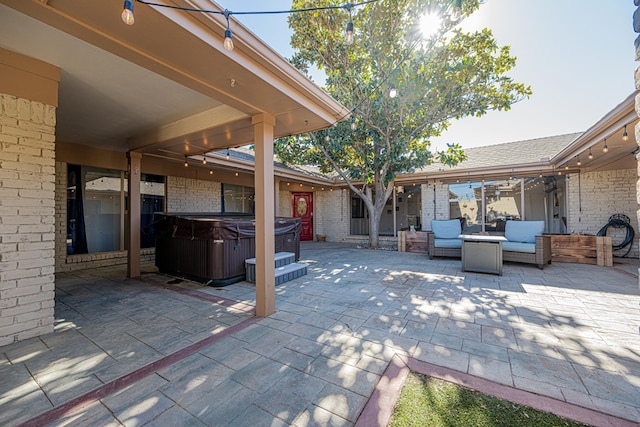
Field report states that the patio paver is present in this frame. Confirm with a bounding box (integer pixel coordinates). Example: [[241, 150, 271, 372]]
[[0, 242, 639, 426]]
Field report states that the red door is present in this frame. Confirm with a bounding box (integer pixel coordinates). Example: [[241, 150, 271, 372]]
[[292, 192, 313, 241]]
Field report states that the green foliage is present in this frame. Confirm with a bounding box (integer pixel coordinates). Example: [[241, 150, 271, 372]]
[[278, 0, 531, 246], [390, 373, 591, 427]]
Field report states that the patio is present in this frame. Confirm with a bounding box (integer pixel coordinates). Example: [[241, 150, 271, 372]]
[[1, 242, 639, 426]]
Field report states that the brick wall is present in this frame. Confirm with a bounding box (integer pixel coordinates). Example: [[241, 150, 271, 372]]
[[0, 94, 56, 346], [166, 176, 221, 212], [315, 189, 350, 242], [422, 182, 451, 230], [278, 190, 290, 217], [567, 169, 639, 258]]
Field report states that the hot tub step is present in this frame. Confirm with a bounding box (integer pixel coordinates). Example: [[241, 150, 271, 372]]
[[245, 252, 297, 283], [275, 262, 308, 285]]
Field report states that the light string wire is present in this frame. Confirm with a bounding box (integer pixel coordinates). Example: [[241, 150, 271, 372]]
[[146, 0, 458, 162], [134, 0, 379, 17]]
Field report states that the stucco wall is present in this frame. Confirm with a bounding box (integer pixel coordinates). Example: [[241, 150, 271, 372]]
[[567, 169, 639, 258], [0, 95, 56, 345]]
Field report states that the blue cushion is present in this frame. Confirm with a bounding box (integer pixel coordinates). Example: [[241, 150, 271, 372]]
[[431, 220, 461, 239], [502, 241, 536, 254], [505, 221, 544, 243], [433, 238, 462, 248]]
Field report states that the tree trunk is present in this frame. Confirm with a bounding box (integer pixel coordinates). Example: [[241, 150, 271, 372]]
[[368, 207, 381, 249]]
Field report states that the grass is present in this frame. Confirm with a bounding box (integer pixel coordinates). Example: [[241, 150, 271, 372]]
[[389, 373, 592, 427]]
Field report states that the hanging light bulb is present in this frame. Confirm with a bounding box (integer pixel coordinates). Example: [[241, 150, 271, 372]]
[[389, 83, 397, 98], [450, 0, 462, 21], [564, 164, 569, 170], [588, 147, 593, 160], [622, 124, 629, 141], [224, 28, 234, 51], [576, 156, 581, 166], [350, 116, 357, 131], [223, 11, 234, 51], [325, 133, 330, 142], [602, 138, 608, 153], [202, 157, 207, 165], [121, 0, 135, 25], [345, 20, 354, 45], [226, 149, 230, 160], [184, 156, 188, 167]]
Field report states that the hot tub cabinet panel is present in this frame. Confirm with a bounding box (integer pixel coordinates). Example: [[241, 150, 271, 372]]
[[153, 213, 301, 286]]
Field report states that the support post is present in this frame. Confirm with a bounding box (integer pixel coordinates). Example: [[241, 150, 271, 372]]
[[253, 114, 276, 316], [127, 151, 142, 278]]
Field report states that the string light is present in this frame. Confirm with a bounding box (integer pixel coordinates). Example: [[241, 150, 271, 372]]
[[389, 83, 397, 98], [350, 116, 357, 130], [622, 124, 629, 141], [226, 149, 230, 160], [602, 138, 608, 153], [588, 147, 593, 160], [202, 157, 207, 165], [121, 0, 135, 25], [123, 0, 378, 51], [223, 10, 234, 51], [576, 156, 581, 166], [184, 156, 188, 167]]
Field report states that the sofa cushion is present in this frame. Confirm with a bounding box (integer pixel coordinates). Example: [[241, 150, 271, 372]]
[[431, 220, 461, 239], [505, 221, 544, 243], [502, 241, 536, 254], [433, 238, 462, 248]]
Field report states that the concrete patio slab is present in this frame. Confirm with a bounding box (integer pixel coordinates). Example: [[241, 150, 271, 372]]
[[0, 242, 639, 426]]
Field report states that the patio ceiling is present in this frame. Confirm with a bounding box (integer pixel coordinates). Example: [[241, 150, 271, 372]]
[[0, 0, 349, 163]]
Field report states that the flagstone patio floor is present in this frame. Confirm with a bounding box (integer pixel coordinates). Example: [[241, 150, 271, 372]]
[[1, 242, 639, 426]]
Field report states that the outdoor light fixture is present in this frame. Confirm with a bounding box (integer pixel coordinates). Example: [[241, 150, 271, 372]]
[[226, 149, 230, 160], [123, 0, 378, 51], [576, 156, 581, 166], [325, 133, 331, 142], [451, 0, 462, 21], [350, 116, 357, 130], [564, 164, 569, 170], [389, 83, 397, 98], [202, 157, 207, 165], [121, 0, 135, 25], [223, 10, 234, 51], [602, 138, 608, 153], [184, 156, 188, 167], [588, 147, 593, 159], [345, 20, 354, 45], [622, 124, 629, 141]]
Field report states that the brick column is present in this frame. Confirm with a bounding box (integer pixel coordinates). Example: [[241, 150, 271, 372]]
[[0, 49, 60, 345]]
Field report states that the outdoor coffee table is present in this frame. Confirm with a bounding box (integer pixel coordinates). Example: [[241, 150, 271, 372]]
[[459, 234, 507, 275]]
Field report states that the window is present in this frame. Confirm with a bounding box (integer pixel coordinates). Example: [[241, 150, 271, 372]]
[[66, 165, 165, 254], [222, 184, 254, 213], [448, 176, 565, 234]]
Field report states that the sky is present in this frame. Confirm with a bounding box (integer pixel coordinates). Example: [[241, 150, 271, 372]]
[[218, 1, 638, 150]]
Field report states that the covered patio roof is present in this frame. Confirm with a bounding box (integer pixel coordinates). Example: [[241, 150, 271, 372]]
[[0, 0, 350, 159]]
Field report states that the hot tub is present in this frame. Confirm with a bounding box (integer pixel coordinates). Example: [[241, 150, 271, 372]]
[[153, 213, 301, 286]]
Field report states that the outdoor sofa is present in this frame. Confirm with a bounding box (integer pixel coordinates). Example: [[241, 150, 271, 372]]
[[426, 219, 552, 269]]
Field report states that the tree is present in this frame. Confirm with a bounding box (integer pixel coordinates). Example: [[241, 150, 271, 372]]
[[276, 0, 531, 248]]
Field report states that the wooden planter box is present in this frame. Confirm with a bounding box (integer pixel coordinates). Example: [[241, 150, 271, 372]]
[[398, 230, 428, 254], [547, 234, 613, 266]]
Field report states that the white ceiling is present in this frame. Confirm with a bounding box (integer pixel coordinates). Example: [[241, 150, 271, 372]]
[[0, 3, 220, 151]]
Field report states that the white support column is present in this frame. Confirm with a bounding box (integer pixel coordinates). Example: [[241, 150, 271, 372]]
[[253, 113, 276, 317], [127, 151, 142, 278]]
